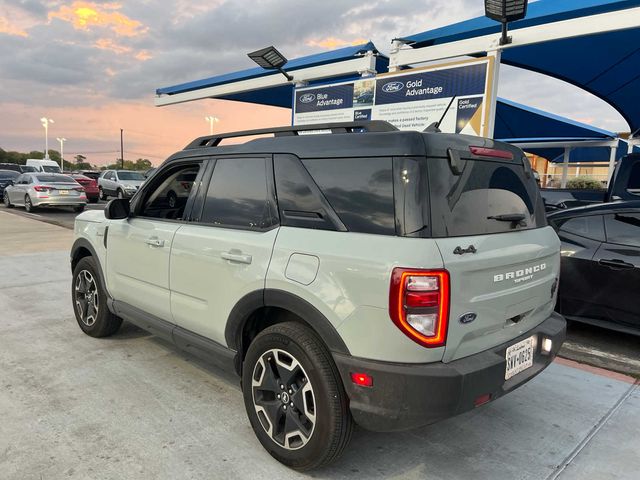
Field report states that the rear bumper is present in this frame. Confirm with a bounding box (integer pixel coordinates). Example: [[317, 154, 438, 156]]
[[333, 312, 566, 432], [32, 196, 86, 207]]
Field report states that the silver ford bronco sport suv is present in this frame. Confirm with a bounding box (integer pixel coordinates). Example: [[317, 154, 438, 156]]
[[70, 121, 565, 470]]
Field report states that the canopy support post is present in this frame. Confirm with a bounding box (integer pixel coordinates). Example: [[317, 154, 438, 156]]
[[484, 49, 501, 138], [561, 147, 571, 188], [607, 144, 618, 186]]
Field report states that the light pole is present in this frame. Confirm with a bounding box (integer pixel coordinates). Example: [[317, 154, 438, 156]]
[[56, 137, 66, 170], [40, 117, 54, 159], [205, 115, 219, 135]]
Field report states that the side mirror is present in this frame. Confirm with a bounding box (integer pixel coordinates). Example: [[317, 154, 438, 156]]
[[104, 198, 130, 219]]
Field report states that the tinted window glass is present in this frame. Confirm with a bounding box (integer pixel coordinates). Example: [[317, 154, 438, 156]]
[[139, 163, 201, 220], [605, 213, 640, 247], [42, 165, 61, 173], [118, 171, 145, 181], [627, 162, 640, 194], [201, 158, 271, 229], [36, 175, 75, 183], [557, 215, 605, 241], [302, 157, 395, 235], [0, 171, 19, 179], [428, 158, 546, 237], [274, 155, 340, 231]]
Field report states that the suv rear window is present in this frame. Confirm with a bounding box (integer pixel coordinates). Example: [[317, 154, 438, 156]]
[[427, 157, 546, 237]]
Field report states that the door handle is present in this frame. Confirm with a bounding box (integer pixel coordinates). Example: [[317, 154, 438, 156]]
[[145, 237, 165, 248], [598, 258, 634, 270], [221, 251, 252, 264]]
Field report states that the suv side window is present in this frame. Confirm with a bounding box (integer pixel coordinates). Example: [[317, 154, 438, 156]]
[[604, 212, 640, 247], [200, 157, 273, 229], [627, 163, 640, 195], [137, 163, 202, 220], [302, 157, 395, 235]]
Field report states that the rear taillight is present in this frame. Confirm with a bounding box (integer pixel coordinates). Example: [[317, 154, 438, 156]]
[[469, 146, 514, 160], [389, 268, 450, 348], [73, 187, 85, 192], [33, 185, 49, 192]]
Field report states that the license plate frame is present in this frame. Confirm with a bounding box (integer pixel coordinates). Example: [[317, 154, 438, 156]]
[[505, 336, 535, 380]]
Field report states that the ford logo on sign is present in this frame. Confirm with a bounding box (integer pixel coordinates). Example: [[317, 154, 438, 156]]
[[382, 81, 404, 93], [299, 93, 316, 103]]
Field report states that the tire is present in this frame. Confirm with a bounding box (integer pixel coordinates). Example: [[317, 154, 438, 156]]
[[117, 189, 124, 200], [73, 205, 85, 213], [24, 195, 36, 212], [72, 256, 122, 338], [242, 322, 353, 471], [167, 191, 177, 208], [99, 187, 107, 201], [3, 193, 13, 208]]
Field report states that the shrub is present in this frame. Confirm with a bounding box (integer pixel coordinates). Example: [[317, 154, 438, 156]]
[[566, 176, 604, 190]]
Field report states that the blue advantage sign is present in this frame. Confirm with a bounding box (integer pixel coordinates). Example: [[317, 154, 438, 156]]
[[293, 58, 494, 136]]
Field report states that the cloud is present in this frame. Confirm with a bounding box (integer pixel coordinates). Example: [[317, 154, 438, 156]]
[[48, 1, 147, 37], [0, 16, 29, 37], [306, 37, 368, 49]]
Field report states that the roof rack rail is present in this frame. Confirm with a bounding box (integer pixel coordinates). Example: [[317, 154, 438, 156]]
[[184, 120, 398, 149]]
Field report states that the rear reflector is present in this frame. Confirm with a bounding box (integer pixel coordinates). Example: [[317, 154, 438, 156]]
[[389, 268, 450, 348], [350, 372, 373, 387], [474, 393, 492, 407], [469, 146, 514, 160]]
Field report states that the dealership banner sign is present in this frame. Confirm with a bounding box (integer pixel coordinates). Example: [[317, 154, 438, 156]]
[[293, 58, 495, 137]]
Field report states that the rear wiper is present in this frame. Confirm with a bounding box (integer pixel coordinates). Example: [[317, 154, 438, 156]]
[[487, 213, 526, 222], [487, 213, 526, 228]]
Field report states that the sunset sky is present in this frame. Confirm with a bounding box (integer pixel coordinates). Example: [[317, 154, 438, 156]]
[[0, 0, 630, 167]]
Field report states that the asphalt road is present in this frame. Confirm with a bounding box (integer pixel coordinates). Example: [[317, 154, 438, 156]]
[[1, 201, 638, 378]]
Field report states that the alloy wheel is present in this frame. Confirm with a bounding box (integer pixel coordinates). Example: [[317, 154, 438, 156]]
[[251, 348, 316, 450], [74, 270, 99, 327]]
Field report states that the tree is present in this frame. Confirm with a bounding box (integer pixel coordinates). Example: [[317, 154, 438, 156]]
[[104, 158, 152, 171], [75, 154, 87, 165]]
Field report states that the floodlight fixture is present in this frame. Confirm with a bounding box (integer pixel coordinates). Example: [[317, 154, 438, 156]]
[[247, 45, 293, 81], [485, 0, 528, 45]]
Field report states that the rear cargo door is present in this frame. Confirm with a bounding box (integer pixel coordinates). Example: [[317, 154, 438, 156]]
[[426, 151, 560, 362]]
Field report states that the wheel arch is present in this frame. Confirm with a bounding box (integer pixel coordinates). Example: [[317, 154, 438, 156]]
[[70, 238, 109, 301], [226, 289, 350, 375]]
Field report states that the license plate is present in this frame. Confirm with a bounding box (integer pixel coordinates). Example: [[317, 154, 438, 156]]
[[58, 190, 69, 195], [505, 336, 535, 380]]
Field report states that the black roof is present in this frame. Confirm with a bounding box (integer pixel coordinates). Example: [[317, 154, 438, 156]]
[[547, 200, 640, 220], [164, 121, 525, 164]]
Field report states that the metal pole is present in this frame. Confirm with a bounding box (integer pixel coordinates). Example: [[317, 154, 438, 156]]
[[45, 123, 49, 159], [561, 147, 570, 188], [607, 143, 618, 186], [120, 129, 124, 169], [484, 49, 501, 138]]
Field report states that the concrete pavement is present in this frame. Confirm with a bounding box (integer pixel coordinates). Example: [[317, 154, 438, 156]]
[[0, 210, 638, 479]]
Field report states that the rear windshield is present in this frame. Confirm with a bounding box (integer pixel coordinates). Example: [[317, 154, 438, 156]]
[[36, 175, 76, 183], [119, 171, 144, 180], [0, 171, 19, 179], [42, 165, 61, 173], [427, 157, 546, 237]]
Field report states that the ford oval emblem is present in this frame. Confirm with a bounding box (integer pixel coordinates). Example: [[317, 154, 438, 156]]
[[459, 312, 477, 324], [299, 93, 316, 103], [382, 81, 404, 93]]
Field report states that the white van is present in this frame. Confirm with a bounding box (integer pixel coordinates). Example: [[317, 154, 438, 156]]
[[26, 159, 61, 173]]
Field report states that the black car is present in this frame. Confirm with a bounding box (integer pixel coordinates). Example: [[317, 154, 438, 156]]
[[548, 201, 640, 335], [0, 169, 20, 199], [0, 163, 23, 173]]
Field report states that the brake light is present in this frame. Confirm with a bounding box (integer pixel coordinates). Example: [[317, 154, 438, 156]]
[[73, 187, 85, 192], [389, 268, 450, 348], [33, 185, 49, 192], [469, 146, 514, 160]]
